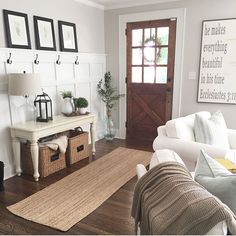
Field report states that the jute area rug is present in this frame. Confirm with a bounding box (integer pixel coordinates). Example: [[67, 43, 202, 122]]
[[7, 147, 152, 231]]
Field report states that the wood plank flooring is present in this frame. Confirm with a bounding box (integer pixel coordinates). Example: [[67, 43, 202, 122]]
[[0, 138, 153, 235]]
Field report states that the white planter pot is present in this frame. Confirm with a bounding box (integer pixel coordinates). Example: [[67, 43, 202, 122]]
[[61, 97, 73, 115], [78, 107, 87, 114]]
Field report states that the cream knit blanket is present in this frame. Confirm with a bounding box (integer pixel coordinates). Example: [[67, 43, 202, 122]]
[[39, 135, 68, 154], [131, 162, 236, 235]]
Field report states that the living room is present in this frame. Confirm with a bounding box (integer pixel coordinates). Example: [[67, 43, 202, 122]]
[[0, 0, 236, 234]]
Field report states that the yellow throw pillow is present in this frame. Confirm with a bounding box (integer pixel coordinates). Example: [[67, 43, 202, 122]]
[[215, 158, 236, 173]]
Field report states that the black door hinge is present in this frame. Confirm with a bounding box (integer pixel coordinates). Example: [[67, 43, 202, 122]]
[[125, 121, 127, 128], [125, 29, 127, 36], [125, 77, 127, 83]]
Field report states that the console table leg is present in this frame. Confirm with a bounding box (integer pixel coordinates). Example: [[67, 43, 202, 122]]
[[30, 141, 40, 181], [12, 137, 22, 176], [90, 121, 96, 155]]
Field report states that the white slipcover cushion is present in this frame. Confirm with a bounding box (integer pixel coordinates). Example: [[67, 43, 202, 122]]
[[136, 149, 185, 179], [149, 149, 186, 169], [194, 110, 230, 149], [166, 111, 211, 141]]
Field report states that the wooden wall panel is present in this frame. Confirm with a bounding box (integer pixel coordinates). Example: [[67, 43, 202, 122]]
[[0, 48, 106, 179], [34, 63, 56, 86], [75, 63, 90, 80]]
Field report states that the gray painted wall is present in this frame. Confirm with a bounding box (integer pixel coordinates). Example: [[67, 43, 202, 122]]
[[0, 0, 105, 53], [105, 0, 236, 129]]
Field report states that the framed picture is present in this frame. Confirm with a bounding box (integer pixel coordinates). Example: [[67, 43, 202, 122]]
[[197, 18, 236, 104], [34, 16, 56, 51], [3, 9, 31, 49], [58, 21, 78, 52]]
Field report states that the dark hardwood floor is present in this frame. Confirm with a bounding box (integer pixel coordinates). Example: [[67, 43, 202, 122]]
[[0, 138, 153, 235]]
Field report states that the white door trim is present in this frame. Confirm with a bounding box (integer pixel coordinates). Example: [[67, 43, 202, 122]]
[[118, 8, 186, 139]]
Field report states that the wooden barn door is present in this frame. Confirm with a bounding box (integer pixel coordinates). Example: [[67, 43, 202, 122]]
[[126, 18, 176, 141]]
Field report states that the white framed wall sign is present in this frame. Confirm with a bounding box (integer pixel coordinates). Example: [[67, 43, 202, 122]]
[[198, 18, 236, 104]]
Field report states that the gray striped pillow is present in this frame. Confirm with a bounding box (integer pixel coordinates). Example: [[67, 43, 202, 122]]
[[194, 111, 229, 149]]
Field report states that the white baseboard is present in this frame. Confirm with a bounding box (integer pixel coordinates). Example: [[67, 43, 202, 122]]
[[115, 129, 125, 139], [4, 164, 15, 180]]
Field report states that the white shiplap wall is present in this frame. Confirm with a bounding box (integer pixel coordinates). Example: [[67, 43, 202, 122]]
[[0, 48, 106, 179]]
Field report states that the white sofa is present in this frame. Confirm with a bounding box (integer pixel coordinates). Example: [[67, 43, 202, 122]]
[[136, 149, 235, 235], [152, 111, 236, 171]]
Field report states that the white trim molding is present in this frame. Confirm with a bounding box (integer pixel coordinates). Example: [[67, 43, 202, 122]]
[[118, 8, 186, 139], [74, 0, 181, 10], [74, 0, 104, 10], [104, 0, 180, 10]]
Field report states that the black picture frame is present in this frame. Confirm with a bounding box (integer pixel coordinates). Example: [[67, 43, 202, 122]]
[[3, 9, 31, 49], [58, 20, 78, 52], [34, 16, 56, 51]]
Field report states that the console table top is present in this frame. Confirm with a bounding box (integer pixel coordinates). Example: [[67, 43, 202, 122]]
[[9, 114, 96, 132]]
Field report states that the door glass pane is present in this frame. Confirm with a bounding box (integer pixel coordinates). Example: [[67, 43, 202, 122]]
[[132, 48, 142, 65], [144, 47, 155, 65], [157, 27, 169, 45], [156, 47, 168, 65], [132, 67, 142, 83], [132, 29, 143, 46], [144, 28, 155, 46], [156, 67, 167, 83], [144, 67, 155, 83]]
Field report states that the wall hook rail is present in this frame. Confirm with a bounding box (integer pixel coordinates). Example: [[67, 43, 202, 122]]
[[34, 54, 39, 65], [56, 55, 61, 65], [7, 53, 12, 64], [75, 56, 79, 65]]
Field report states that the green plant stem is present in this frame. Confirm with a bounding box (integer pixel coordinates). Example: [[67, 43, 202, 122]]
[[107, 109, 112, 138]]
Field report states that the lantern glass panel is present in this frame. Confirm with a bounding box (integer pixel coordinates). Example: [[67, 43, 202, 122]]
[[41, 102, 47, 120]]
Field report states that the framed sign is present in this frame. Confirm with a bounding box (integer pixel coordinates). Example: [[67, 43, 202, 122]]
[[198, 18, 236, 104], [34, 16, 56, 51], [3, 9, 31, 49], [58, 20, 78, 52]]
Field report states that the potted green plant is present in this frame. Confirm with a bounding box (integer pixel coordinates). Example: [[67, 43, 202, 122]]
[[77, 97, 88, 114], [97, 72, 124, 141], [60, 91, 73, 115], [61, 91, 72, 99]]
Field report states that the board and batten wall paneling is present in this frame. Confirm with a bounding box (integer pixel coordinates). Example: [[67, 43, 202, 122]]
[[0, 48, 106, 179]]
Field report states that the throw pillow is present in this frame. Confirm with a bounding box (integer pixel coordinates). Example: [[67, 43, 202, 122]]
[[194, 110, 229, 149], [195, 149, 231, 177], [195, 150, 236, 214]]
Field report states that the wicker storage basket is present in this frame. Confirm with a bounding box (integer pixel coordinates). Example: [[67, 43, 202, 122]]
[[66, 128, 89, 165], [21, 142, 66, 177]]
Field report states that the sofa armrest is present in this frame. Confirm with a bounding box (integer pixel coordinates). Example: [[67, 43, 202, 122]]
[[136, 164, 147, 179], [153, 136, 229, 171], [157, 125, 167, 137], [228, 129, 236, 149]]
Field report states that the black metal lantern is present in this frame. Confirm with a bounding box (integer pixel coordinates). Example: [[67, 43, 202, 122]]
[[34, 92, 53, 122]]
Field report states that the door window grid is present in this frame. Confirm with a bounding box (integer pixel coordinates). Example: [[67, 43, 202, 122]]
[[131, 27, 169, 84]]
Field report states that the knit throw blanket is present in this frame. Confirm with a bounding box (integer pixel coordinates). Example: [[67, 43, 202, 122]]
[[131, 162, 236, 235]]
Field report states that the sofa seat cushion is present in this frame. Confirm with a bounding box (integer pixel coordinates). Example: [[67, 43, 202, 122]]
[[194, 110, 230, 149], [166, 111, 210, 141]]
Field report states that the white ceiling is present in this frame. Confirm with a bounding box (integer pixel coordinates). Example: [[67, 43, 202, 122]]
[[74, 0, 179, 10]]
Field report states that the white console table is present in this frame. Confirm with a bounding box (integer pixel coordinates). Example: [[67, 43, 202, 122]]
[[9, 114, 96, 181]]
